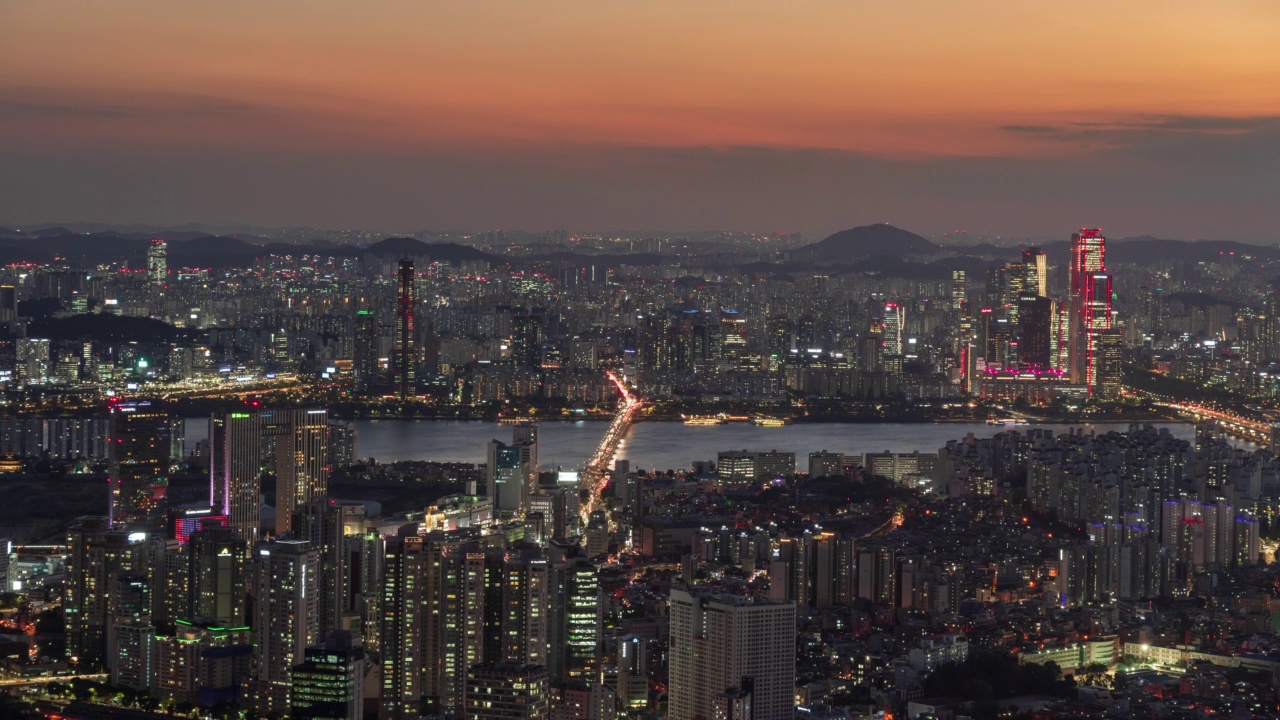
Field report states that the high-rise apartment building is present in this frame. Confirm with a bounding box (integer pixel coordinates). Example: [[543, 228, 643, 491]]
[[668, 588, 796, 720], [383, 534, 556, 716], [66, 519, 161, 675], [64, 516, 115, 665], [247, 539, 319, 716], [294, 499, 367, 636], [151, 622, 253, 708], [497, 547, 550, 669], [394, 258, 417, 400], [108, 402, 172, 527], [327, 420, 359, 470], [16, 337, 50, 383], [986, 317, 1016, 369], [210, 408, 265, 541], [107, 575, 154, 683], [1263, 283, 1280, 362], [380, 529, 426, 720], [268, 409, 330, 536], [511, 313, 543, 369], [110, 616, 154, 690]]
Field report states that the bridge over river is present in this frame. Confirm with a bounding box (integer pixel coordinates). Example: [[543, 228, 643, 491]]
[[579, 372, 641, 526]]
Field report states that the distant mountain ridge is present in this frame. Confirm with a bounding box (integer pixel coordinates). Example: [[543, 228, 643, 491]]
[[794, 224, 939, 261], [342, 237, 494, 264], [792, 224, 1280, 269], [0, 232, 498, 267], [0, 224, 1274, 277]]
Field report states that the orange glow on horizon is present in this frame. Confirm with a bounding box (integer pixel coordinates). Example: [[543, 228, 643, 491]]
[[3, 1, 1279, 158]]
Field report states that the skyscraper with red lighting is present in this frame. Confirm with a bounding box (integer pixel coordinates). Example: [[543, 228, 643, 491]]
[[393, 257, 417, 400], [1068, 229, 1113, 393]]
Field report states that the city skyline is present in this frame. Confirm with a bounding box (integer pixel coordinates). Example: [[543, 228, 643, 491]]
[[3, 2, 1280, 239], [1, 227, 1279, 719], [4, 4, 1280, 719]]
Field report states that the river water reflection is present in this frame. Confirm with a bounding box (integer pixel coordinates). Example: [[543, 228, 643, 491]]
[[188, 419, 1203, 474]]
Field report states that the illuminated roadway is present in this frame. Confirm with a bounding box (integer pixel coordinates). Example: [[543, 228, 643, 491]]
[[580, 372, 641, 525], [0, 673, 107, 687], [1126, 385, 1275, 446], [152, 375, 305, 400], [1157, 401, 1273, 445], [861, 509, 905, 539]]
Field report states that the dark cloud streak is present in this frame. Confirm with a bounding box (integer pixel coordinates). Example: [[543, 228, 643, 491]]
[[0, 112, 1277, 242], [0, 86, 270, 122]]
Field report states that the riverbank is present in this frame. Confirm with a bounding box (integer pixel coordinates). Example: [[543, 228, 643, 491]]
[[166, 394, 1182, 426], [634, 406, 1184, 426], [186, 418, 1217, 472]]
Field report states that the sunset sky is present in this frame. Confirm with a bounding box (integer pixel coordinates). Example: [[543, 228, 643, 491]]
[[3, 1, 1279, 239]]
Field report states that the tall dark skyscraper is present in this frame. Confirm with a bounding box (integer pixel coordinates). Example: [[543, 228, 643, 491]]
[[986, 317, 1016, 369], [293, 498, 367, 635], [1017, 293, 1053, 371], [108, 401, 172, 527], [1265, 282, 1280, 362], [511, 312, 543, 369], [65, 516, 113, 664], [487, 439, 525, 516], [186, 525, 247, 626], [353, 309, 380, 393], [513, 420, 539, 509], [0, 284, 16, 323], [394, 258, 417, 400]]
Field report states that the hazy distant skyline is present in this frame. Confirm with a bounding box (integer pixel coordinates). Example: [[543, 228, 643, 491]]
[[3, 2, 1279, 241]]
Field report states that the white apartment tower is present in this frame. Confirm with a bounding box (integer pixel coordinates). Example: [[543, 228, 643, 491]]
[[668, 588, 796, 720], [248, 539, 319, 716]]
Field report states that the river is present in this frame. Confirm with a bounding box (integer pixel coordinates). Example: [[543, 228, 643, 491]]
[[185, 418, 1206, 475]]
